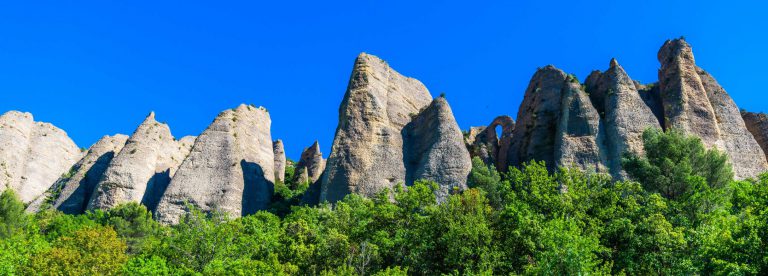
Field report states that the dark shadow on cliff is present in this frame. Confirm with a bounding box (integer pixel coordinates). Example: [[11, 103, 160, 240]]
[[57, 151, 115, 214], [241, 160, 274, 216], [141, 169, 171, 212]]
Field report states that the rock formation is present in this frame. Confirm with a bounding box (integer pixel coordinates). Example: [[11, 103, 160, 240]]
[[294, 141, 325, 186], [29, 134, 130, 214], [0, 111, 82, 203], [584, 59, 661, 177], [273, 140, 286, 183], [320, 53, 433, 202], [87, 112, 192, 211], [155, 104, 274, 224], [506, 66, 600, 172], [403, 97, 472, 201], [466, 116, 515, 171], [742, 111, 768, 162], [657, 38, 768, 178]]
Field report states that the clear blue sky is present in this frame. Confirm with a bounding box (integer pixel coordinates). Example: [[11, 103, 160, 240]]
[[1, 1, 766, 159]]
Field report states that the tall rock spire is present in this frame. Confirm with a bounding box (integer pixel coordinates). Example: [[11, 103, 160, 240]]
[[658, 38, 768, 178], [321, 53, 433, 203], [584, 58, 661, 178]]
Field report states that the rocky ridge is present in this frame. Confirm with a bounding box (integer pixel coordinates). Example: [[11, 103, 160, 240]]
[[5, 38, 767, 223]]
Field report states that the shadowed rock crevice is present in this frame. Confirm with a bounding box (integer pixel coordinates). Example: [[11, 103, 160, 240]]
[[241, 160, 274, 216]]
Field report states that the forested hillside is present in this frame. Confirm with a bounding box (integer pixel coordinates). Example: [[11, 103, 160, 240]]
[[2, 129, 767, 275]]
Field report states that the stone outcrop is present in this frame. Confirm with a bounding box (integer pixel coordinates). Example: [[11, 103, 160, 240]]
[[273, 140, 286, 183], [321, 53, 433, 203], [0, 111, 82, 203], [742, 111, 768, 162], [31, 134, 129, 214], [658, 38, 768, 178], [403, 97, 472, 202], [87, 113, 192, 211], [555, 76, 608, 174], [295, 141, 325, 185], [155, 104, 274, 224], [584, 59, 661, 177], [466, 116, 515, 171], [504, 66, 608, 174]]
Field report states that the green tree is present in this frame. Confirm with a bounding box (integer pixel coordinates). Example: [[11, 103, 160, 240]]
[[0, 190, 27, 238], [24, 225, 128, 275], [622, 128, 733, 199]]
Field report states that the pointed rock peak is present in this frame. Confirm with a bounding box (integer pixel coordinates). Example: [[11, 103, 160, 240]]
[[274, 139, 283, 146], [658, 37, 694, 65], [310, 140, 320, 151], [609, 58, 619, 68], [146, 111, 156, 120]]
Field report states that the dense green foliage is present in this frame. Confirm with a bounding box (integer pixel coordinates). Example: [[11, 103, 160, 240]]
[[1, 129, 767, 275]]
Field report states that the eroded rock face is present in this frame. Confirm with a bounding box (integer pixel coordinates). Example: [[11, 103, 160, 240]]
[[584, 59, 661, 177], [295, 141, 325, 186], [0, 111, 82, 203], [555, 79, 608, 174], [403, 97, 472, 202], [155, 104, 274, 224], [506, 66, 567, 171], [658, 39, 721, 146], [321, 53, 433, 203], [35, 134, 129, 214], [466, 116, 515, 171], [742, 111, 768, 162], [273, 140, 286, 183], [87, 112, 190, 211], [658, 38, 768, 178]]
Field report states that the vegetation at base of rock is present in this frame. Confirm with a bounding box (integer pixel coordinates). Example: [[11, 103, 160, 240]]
[[2, 131, 768, 275]]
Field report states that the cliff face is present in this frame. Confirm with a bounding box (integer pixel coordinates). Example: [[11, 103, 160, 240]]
[[320, 53, 434, 203], [403, 97, 472, 202], [155, 104, 274, 224], [657, 39, 768, 178], [496, 38, 767, 179], [35, 134, 129, 214], [87, 113, 192, 211], [8, 38, 768, 223], [0, 111, 82, 203]]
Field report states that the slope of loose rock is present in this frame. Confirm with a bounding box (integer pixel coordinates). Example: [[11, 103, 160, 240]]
[[321, 53, 432, 203], [0, 111, 82, 203], [155, 104, 274, 224]]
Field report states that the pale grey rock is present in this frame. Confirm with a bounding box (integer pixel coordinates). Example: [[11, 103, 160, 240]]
[[403, 97, 472, 202], [658, 38, 767, 178], [36, 134, 129, 214], [555, 79, 608, 173], [155, 104, 274, 224], [0, 111, 81, 203], [87, 112, 189, 211], [295, 141, 325, 186], [742, 111, 768, 163], [321, 53, 432, 202], [585, 59, 661, 177], [273, 140, 286, 183], [699, 70, 768, 178], [658, 38, 721, 146]]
